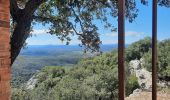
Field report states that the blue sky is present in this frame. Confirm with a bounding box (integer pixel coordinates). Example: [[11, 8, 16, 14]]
[[26, 1, 170, 45]]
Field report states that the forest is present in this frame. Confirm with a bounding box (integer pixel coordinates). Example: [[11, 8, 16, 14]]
[[11, 45, 116, 87], [11, 37, 170, 100]]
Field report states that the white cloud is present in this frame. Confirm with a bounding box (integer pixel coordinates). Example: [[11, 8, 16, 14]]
[[101, 39, 118, 44], [31, 29, 75, 35], [126, 31, 144, 37], [28, 29, 145, 45], [31, 29, 49, 35], [27, 32, 81, 45], [105, 32, 118, 37], [104, 31, 144, 37]]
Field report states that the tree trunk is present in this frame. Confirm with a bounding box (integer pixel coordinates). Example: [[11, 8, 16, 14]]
[[11, 18, 32, 64], [10, 0, 47, 64]]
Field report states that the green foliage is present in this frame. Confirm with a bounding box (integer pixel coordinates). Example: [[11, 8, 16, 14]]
[[32, 0, 140, 52], [126, 37, 151, 61], [51, 52, 119, 100], [12, 45, 115, 88], [36, 66, 65, 84], [142, 49, 152, 71], [12, 0, 170, 54], [12, 50, 82, 88], [12, 37, 170, 100], [126, 74, 140, 96], [11, 88, 31, 100], [158, 39, 170, 77], [12, 49, 139, 100], [126, 37, 170, 80], [141, 39, 170, 80]]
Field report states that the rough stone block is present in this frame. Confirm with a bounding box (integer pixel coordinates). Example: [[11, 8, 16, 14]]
[[0, 13, 9, 22], [0, 59, 10, 68], [0, 68, 11, 81], [0, 51, 10, 57], [0, 1, 10, 99]]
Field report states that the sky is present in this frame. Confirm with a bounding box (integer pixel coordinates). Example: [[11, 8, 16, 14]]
[[26, 1, 170, 45]]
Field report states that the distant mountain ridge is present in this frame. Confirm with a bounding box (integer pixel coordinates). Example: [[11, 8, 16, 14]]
[[20, 44, 128, 56]]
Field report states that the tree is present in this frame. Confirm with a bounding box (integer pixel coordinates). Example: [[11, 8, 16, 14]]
[[142, 39, 170, 81], [11, 48, 141, 100], [10, 0, 170, 64], [126, 37, 151, 61]]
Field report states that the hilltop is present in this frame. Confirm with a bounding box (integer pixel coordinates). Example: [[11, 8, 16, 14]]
[[11, 37, 170, 100]]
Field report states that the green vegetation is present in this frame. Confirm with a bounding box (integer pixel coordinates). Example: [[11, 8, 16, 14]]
[[11, 51, 137, 100], [12, 45, 115, 88], [12, 37, 170, 100], [126, 74, 140, 96], [12, 50, 83, 88], [158, 39, 170, 78], [142, 39, 170, 80], [126, 37, 151, 61], [126, 37, 170, 81]]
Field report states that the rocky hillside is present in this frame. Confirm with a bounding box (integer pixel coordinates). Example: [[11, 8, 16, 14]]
[[11, 37, 170, 100], [126, 59, 170, 100], [25, 59, 170, 100], [129, 59, 152, 90]]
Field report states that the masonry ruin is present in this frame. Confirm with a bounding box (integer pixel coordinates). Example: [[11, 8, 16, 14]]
[[0, 0, 11, 100]]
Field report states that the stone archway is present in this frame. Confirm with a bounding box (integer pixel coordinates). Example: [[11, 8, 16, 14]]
[[0, 0, 11, 100]]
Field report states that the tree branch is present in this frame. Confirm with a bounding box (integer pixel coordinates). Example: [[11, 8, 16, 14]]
[[10, 0, 47, 64], [70, 7, 84, 32], [71, 23, 82, 36], [10, 0, 20, 21], [24, 0, 47, 16], [33, 15, 82, 36], [33, 15, 55, 22]]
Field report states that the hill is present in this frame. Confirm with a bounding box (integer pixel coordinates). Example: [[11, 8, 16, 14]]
[[11, 37, 170, 100], [11, 44, 118, 87]]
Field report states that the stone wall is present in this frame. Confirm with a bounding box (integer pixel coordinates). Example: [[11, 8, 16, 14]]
[[0, 0, 11, 100]]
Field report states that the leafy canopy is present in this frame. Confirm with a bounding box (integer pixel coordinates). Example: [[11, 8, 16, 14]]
[[10, 0, 170, 64], [11, 37, 170, 100], [14, 0, 170, 52], [32, 0, 139, 52]]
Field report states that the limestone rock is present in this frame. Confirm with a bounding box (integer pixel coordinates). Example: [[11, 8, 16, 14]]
[[25, 75, 38, 90], [129, 60, 152, 90]]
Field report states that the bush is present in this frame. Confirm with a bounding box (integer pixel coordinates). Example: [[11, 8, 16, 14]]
[[126, 74, 140, 96], [126, 37, 151, 61]]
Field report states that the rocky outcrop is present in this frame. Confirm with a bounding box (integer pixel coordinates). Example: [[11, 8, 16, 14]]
[[125, 91, 170, 100], [127, 59, 170, 100], [129, 59, 152, 90], [25, 75, 38, 90]]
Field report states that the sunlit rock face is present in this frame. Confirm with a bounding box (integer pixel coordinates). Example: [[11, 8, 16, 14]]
[[25, 75, 38, 90], [129, 60, 152, 90], [127, 60, 170, 100]]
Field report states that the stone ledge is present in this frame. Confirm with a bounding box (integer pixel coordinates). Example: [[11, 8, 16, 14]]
[[125, 92, 170, 100]]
